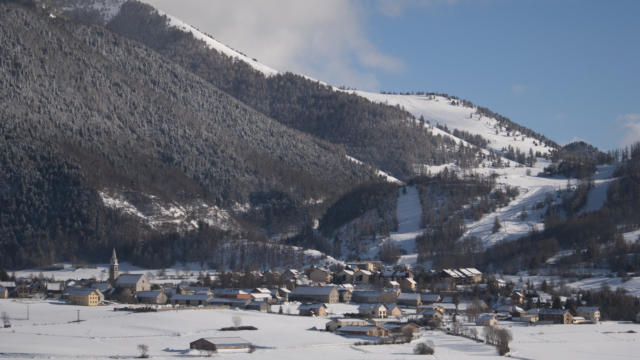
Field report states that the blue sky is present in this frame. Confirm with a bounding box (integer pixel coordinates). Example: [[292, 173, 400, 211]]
[[148, 0, 639, 151], [362, 0, 640, 150]]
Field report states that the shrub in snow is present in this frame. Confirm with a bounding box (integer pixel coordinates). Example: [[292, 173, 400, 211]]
[[414, 341, 435, 355]]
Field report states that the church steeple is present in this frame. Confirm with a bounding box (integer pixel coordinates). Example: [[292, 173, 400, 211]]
[[109, 248, 119, 284]]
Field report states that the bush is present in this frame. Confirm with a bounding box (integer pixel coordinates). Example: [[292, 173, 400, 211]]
[[219, 326, 258, 331], [413, 342, 435, 355]]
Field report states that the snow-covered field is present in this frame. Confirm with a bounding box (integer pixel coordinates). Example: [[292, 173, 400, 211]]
[[1, 299, 639, 359], [502, 273, 640, 298]]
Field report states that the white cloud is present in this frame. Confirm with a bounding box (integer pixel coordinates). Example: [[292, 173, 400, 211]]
[[617, 113, 640, 147], [512, 84, 525, 95], [143, 0, 404, 90]]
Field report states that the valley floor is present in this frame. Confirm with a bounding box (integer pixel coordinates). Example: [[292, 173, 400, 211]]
[[1, 299, 639, 359]]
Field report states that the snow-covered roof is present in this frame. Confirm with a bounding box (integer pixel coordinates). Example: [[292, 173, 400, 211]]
[[465, 268, 482, 275], [0, 281, 15, 288], [388, 281, 399, 286], [338, 325, 379, 333], [443, 269, 462, 278], [252, 288, 270, 294], [46, 282, 64, 291], [251, 293, 271, 300], [329, 318, 371, 325], [214, 289, 248, 295], [458, 268, 473, 277]]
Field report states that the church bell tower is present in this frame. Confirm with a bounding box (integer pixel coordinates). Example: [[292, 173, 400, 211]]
[[109, 248, 119, 284]]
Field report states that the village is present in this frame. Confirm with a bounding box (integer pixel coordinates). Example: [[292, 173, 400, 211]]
[[2, 249, 639, 358]]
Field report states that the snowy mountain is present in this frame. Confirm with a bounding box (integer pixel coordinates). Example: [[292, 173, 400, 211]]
[[3, 0, 628, 271]]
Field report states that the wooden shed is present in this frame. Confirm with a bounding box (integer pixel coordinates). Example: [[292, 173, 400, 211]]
[[299, 303, 328, 317], [190, 337, 253, 353]]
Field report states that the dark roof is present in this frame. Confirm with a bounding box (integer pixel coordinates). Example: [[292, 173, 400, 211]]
[[65, 288, 99, 296], [194, 337, 251, 348], [116, 274, 145, 286], [576, 306, 599, 312], [299, 303, 327, 310], [290, 286, 336, 296], [136, 291, 163, 299], [171, 294, 211, 301], [539, 309, 570, 315], [208, 298, 251, 306], [398, 293, 421, 300], [213, 288, 248, 295]]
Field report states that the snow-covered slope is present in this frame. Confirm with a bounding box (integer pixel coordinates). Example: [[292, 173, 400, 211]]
[[54, 0, 278, 76], [55, 0, 127, 24], [99, 190, 236, 232], [346, 155, 403, 185], [161, 12, 278, 76], [352, 92, 554, 157], [460, 161, 568, 247]]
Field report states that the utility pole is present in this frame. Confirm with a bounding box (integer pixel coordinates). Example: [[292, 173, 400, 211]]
[[26, 304, 29, 321], [76, 310, 80, 323]]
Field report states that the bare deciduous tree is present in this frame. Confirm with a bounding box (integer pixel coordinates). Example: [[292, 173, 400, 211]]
[[137, 344, 149, 358]]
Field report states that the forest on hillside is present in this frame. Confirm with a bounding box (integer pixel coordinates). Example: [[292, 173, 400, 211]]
[[0, 2, 372, 268], [99, 0, 487, 178]]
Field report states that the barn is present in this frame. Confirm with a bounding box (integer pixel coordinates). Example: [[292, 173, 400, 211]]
[[190, 337, 253, 353]]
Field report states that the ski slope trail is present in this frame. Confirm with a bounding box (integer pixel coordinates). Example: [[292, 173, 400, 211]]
[[384, 186, 423, 265], [581, 164, 618, 214]]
